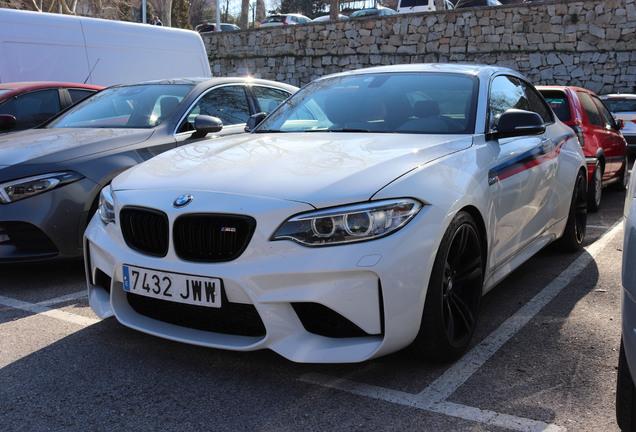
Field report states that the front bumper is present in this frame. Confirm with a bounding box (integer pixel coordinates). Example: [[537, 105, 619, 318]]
[[84, 189, 442, 363], [0, 177, 98, 262]]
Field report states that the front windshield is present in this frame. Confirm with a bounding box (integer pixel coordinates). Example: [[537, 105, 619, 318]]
[[48, 84, 194, 129], [257, 72, 478, 134]]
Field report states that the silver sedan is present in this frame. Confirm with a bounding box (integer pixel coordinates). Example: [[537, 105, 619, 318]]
[[0, 77, 298, 262]]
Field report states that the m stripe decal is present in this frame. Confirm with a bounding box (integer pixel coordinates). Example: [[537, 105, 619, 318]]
[[488, 133, 575, 185]]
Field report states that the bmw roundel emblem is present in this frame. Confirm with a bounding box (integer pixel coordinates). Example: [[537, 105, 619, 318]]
[[173, 194, 194, 208]]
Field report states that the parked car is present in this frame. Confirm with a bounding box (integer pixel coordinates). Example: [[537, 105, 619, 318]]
[[312, 14, 348, 21], [349, 6, 397, 17], [0, 82, 103, 133], [85, 64, 587, 364], [0, 77, 298, 262], [195, 22, 240, 33], [618, 161, 636, 431], [538, 86, 628, 212], [454, 0, 501, 8], [397, 0, 454, 13], [600, 94, 636, 156], [259, 14, 312, 27]]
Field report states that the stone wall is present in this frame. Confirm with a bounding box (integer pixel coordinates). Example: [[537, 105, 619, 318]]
[[202, 0, 636, 94]]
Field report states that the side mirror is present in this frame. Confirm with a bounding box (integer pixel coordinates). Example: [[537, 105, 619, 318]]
[[0, 114, 17, 131], [493, 109, 545, 139], [191, 115, 223, 139], [245, 112, 267, 132], [615, 118, 624, 130]]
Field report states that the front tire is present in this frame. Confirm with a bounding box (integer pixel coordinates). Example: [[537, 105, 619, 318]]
[[557, 170, 587, 252], [411, 211, 484, 362]]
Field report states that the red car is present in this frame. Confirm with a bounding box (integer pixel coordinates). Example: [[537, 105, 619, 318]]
[[0, 81, 103, 133], [538, 86, 628, 212]]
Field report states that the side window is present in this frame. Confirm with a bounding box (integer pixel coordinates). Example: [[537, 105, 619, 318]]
[[577, 91, 605, 128], [521, 81, 553, 124], [251, 86, 291, 114], [591, 95, 617, 129], [180, 86, 250, 133], [488, 75, 530, 130], [0, 89, 61, 130], [68, 89, 97, 104]]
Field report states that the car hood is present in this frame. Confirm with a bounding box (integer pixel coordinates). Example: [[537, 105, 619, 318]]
[[0, 128, 155, 166], [112, 133, 473, 206]]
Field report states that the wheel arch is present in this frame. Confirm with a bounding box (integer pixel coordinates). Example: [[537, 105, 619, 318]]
[[457, 204, 488, 278]]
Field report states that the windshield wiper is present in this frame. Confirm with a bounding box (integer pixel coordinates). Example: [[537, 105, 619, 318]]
[[254, 129, 285, 133], [324, 128, 371, 133]]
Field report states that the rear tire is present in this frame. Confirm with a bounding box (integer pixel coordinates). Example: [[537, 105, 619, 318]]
[[617, 340, 636, 431], [587, 162, 602, 212], [557, 170, 587, 252], [411, 211, 484, 362]]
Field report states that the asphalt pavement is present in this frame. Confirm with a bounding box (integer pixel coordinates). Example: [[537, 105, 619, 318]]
[[0, 175, 629, 432]]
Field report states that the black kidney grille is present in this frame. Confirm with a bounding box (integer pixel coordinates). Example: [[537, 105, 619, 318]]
[[120, 207, 169, 257], [173, 214, 256, 262]]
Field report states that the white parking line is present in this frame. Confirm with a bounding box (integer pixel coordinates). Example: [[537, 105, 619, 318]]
[[0, 293, 98, 327], [301, 220, 624, 432], [35, 290, 87, 307]]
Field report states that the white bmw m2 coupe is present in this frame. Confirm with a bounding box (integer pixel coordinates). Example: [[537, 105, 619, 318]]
[[85, 64, 588, 363]]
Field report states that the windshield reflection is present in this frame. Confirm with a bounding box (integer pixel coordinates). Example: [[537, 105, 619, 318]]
[[48, 84, 194, 129], [258, 73, 478, 134]]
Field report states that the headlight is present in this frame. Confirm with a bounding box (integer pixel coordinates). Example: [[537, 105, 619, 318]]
[[271, 199, 422, 246], [0, 171, 84, 204], [97, 186, 115, 225]]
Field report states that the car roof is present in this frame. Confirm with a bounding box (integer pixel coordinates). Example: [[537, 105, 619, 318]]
[[108, 77, 299, 93], [313, 63, 521, 82], [600, 94, 636, 99], [0, 81, 104, 91], [536, 85, 594, 94]]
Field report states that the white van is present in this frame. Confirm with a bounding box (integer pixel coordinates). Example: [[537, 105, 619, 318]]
[[0, 9, 211, 86], [397, 0, 454, 13]]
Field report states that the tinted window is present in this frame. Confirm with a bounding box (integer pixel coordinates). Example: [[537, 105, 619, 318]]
[[262, 16, 284, 23], [0, 89, 60, 130], [592, 95, 617, 129], [258, 72, 478, 134], [251, 86, 291, 114], [489, 75, 530, 129], [521, 82, 553, 124], [184, 85, 250, 130], [577, 91, 604, 128], [49, 84, 192, 129], [68, 89, 97, 104], [602, 98, 636, 113], [400, 0, 430, 6], [540, 90, 571, 122]]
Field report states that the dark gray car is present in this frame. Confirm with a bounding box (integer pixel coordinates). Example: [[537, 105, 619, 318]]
[[0, 77, 298, 262]]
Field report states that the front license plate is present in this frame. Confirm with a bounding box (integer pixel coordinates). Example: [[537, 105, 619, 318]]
[[122, 264, 221, 308]]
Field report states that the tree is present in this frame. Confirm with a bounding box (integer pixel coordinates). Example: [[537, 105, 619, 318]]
[[239, 0, 249, 28], [329, 0, 338, 18], [171, 0, 192, 28]]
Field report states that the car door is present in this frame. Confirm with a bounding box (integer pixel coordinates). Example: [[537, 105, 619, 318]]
[[488, 74, 558, 268], [174, 84, 254, 143], [590, 93, 626, 178]]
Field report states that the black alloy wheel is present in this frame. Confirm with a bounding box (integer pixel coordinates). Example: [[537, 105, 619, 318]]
[[412, 211, 484, 362], [558, 170, 587, 252]]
